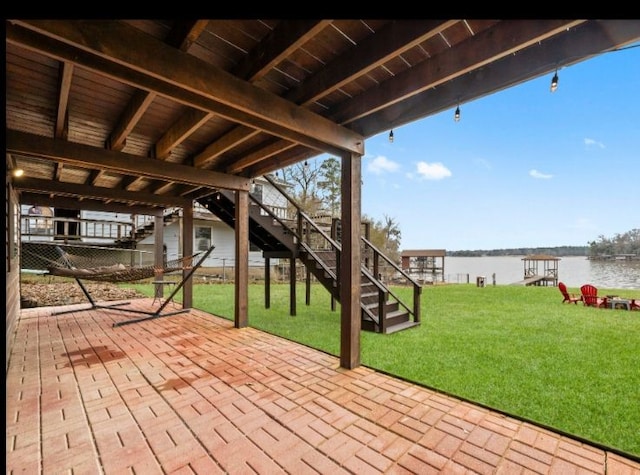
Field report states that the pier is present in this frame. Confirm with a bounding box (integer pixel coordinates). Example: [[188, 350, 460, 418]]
[[511, 275, 554, 286], [512, 254, 560, 286]]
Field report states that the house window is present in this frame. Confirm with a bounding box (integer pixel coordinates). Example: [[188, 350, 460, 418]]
[[195, 226, 212, 251]]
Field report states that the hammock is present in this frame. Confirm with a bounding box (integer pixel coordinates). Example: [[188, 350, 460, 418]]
[[47, 255, 195, 282], [45, 245, 216, 326]]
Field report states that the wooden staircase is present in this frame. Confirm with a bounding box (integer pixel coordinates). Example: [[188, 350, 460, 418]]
[[115, 209, 182, 247], [198, 177, 421, 334]]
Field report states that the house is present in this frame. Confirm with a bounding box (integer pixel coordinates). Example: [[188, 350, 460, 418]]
[[7, 20, 638, 372], [20, 176, 289, 280]]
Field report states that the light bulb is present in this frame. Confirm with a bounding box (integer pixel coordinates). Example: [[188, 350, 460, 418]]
[[550, 71, 559, 93]]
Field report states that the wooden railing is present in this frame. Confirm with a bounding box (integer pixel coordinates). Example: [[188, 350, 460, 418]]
[[20, 215, 135, 243], [361, 236, 422, 326], [260, 174, 421, 331]]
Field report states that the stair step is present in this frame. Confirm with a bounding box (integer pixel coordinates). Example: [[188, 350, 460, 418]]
[[384, 321, 420, 334], [200, 189, 419, 335]]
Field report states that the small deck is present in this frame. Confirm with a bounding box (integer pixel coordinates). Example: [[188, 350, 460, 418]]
[[511, 275, 555, 286], [519, 254, 560, 287]]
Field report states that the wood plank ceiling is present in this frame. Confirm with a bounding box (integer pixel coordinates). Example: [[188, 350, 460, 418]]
[[6, 20, 640, 213]]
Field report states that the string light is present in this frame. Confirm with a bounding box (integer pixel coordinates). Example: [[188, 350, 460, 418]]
[[550, 70, 559, 93], [389, 129, 394, 143], [454, 105, 461, 122]]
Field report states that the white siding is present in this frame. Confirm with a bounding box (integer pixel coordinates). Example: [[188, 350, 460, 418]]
[[139, 219, 271, 269]]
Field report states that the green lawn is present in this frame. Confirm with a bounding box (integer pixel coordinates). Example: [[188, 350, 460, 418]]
[[126, 281, 640, 457]]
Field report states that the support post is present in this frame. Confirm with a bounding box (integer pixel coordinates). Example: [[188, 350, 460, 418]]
[[234, 190, 249, 328], [340, 151, 362, 369]]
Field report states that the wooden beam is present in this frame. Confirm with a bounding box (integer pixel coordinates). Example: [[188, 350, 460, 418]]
[[107, 90, 156, 151], [246, 145, 316, 177], [339, 152, 361, 369], [107, 21, 208, 171], [225, 140, 299, 174], [153, 109, 212, 160], [156, 20, 322, 169], [200, 20, 454, 172], [163, 20, 210, 51], [8, 20, 364, 157], [18, 191, 164, 216], [351, 19, 640, 136], [231, 20, 332, 82], [7, 130, 250, 192], [331, 20, 586, 125], [224, 20, 588, 172], [13, 177, 190, 208], [234, 190, 249, 328], [182, 204, 194, 309], [193, 126, 261, 169], [55, 62, 73, 139], [285, 20, 457, 106]]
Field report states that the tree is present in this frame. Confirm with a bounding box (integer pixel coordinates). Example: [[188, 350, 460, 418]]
[[382, 214, 402, 254], [588, 228, 640, 257], [279, 159, 324, 215], [317, 157, 341, 217], [278, 158, 404, 263], [364, 213, 402, 263]]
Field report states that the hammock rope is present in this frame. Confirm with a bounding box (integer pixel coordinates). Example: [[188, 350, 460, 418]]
[[35, 244, 217, 326], [47, 254, 196, 282], [24, 245, 202, 283]]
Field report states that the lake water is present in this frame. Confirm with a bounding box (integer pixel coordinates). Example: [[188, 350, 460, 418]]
[[440, 256, 640, 290]]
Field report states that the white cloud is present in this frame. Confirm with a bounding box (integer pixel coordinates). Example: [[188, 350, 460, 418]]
[[529, 169, 553, 179], [584, 138, 605, 149], [368, 155, 399, 175], [416, 161, 452, 180]]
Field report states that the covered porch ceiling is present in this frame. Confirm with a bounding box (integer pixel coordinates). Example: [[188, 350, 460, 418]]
[[7, 20, 640, 213]]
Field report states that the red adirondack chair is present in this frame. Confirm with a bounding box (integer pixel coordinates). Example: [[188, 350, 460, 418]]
[[580, 284, 607, 308], [558, 282, 581, 304]]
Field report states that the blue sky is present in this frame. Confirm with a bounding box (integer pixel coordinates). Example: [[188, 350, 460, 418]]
[[350, 43, 640, 252]]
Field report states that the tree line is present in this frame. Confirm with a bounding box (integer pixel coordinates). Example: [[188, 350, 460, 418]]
[[448, 247, 588, 257], [588, 229, 640, 257], [276, 159, 637, 261]]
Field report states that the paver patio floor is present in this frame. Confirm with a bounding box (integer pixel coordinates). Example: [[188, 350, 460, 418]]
[[6, 299, 640, 474]]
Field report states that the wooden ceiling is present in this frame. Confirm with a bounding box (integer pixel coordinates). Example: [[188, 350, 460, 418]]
[[7, 20, 640, 214]]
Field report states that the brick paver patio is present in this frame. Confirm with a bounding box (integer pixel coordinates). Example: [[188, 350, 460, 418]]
[[6, 299, 640, 474]]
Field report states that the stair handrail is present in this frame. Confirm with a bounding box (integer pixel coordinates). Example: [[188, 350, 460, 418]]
[[360, 265, 389, 331], [246, 191, 341, 258], [361, 236, 422, 324], [360, 236, 420, 287], [260, 173, 420, 331], [298, 241, 338, 281], [261, 174, 341, 250], [263, 174, 303, 216], [245, 192, 302, 242]]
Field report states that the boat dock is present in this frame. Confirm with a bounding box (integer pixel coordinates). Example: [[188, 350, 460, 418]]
[[513, 254, 560, 286], [511, 275, 553, 286]]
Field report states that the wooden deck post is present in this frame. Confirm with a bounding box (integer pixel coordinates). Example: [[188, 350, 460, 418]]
[[235, 190, 249, 328], [340, 152, 362, 369]]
